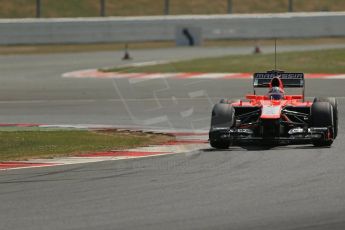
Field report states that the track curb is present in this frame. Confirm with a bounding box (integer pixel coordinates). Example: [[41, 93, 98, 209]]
[[0, 124, 208, 171], [62, 70, 345, 80]]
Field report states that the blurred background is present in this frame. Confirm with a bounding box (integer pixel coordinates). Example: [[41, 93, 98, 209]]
[[0, 0, 344, 18]]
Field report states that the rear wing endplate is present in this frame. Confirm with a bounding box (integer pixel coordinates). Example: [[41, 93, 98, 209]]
[[253, 72, 304, 88]]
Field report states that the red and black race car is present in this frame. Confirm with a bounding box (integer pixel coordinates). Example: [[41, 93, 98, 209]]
[[209, 70, 338, 149]]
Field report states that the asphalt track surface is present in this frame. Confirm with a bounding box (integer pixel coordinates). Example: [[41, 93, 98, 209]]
[[1, 45, 345, 230]]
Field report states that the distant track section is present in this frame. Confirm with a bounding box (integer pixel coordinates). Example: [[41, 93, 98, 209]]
[[62, 70, 345, 80], [0, 12, 344, 45]]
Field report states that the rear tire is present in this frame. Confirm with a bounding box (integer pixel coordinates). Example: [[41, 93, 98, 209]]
[[311, 102, 334, 147], [209, 103, 234, 149], [313, 97, 338, 138], [219, 98, 230, 104], [219, 98, 240, 104]]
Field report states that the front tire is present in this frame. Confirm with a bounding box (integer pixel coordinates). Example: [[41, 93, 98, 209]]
[[210, 140, 230, 149], [209, 103, 234, 149], [313, 97, 338, 138], [311, 102, 334, 147]]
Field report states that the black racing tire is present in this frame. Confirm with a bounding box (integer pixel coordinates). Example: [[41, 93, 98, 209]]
[[219, 98, 230, 104], [219, 98, 240, 104], [313, 97, 338, 138], [209, 140, 230, 149], [311, 102, 334, 147], [211, 103, 235, 129], [209, 103, 234, 149]]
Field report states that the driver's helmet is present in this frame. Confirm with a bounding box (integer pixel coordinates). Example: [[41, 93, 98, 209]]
[[268, 86, 284, 100]]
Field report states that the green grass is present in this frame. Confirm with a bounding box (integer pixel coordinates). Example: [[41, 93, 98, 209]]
[[2, 38, 345, 55], [0, 0, 344, 18], [0, 41, 175, 55], [0, 130, 172, 161], [104, 49, 345, 74], [1, 38, 345, 55]]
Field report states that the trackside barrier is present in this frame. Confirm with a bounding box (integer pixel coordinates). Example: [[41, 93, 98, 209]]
[[0, 12, 344, 45]]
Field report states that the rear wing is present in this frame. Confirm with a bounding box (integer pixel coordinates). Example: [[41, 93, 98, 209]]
[[253, 71, 305, 101], [253, 72, 304, 88]]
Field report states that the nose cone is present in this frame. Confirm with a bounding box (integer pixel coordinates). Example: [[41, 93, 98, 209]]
[[260, 103, 282, 119]]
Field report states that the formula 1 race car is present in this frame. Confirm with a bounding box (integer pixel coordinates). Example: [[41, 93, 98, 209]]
[[209, 70, 338, 149]]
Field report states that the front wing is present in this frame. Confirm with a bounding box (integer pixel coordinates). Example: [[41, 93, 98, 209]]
[[210, 126, 332, 146]]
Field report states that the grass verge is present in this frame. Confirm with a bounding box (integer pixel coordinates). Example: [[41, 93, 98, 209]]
[[103, 48, 345, 74], [1, 38, 344, 55], [0, 130, 173, 161], [0, 41, 175, 55]]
